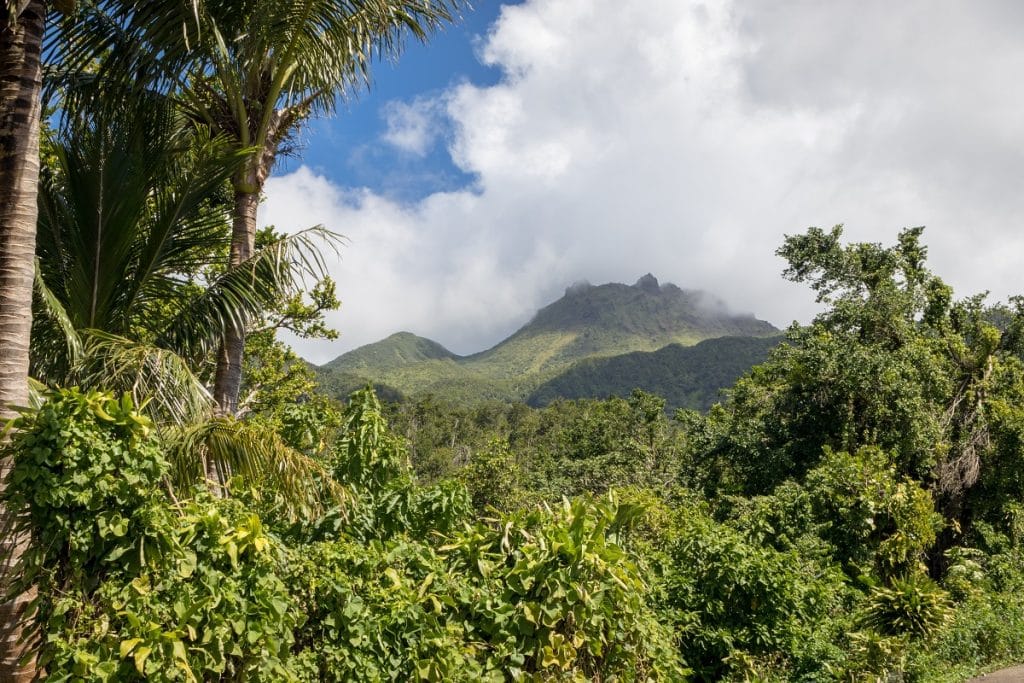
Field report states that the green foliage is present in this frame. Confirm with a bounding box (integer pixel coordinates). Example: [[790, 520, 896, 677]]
[[291, 389, 685, 680], [239, 226, 342, 429], [288, 497, 686, 681], [167, 416, 344, 520], [2, 388, 300, 681], [803, 447, 943, 578], [904, 586, 1024, 682], [4, 388, 167, 592], [441, 495, 687, 680], [18, 225, 1024, 683], [654, 499, 846, 681], [686, 226, 1001, 495], [32, 97, 343, 425], [530, 391, 683, 499], [459, 438, 526, 512], [858, 574, 952, 639], [332, 386, 410, 490], [285, 537, 486, 682], [44, 496, 299, 682]]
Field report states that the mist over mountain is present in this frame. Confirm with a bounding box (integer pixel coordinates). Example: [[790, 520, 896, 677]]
[[315, 275, 779, 407]]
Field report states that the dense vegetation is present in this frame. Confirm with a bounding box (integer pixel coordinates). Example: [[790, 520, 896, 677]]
[[526, 335, 781, 411], [3, 3, 1024, 682], [7, 221, 1024, 680]]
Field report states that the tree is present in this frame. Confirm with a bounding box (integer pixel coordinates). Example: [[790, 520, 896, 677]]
[[32, 100, 338, 422], [71, 0, 462, 414], [687, 226, 1024, 566], [28, 99, 343, 514], [1, 3, 48, 678]]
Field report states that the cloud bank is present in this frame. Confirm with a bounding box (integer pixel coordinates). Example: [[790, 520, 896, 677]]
[[263, 0, 1024, 364]]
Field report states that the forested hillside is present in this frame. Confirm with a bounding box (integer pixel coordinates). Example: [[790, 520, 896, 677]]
[[317, 275, 779, 407], [527, 334, 782, 410]]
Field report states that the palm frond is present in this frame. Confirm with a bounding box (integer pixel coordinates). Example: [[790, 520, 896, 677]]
[[76, 331, 213, 425], [126, 129, 250, 313], [166, 416, 349, 519], [51, 0, 465, 148], [26, 378, 49, 411], [45, 1, 198, 118], [157, 227, 343, 363], [31, 259, 83, 384], [259, 0, 465, 119], [37, 94, 226, 333]]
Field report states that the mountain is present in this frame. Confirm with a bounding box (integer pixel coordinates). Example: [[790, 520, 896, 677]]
[[462, 274, 776, 378], [315, 275, 779, 407], [527, 335, 782, 411], [321, 332, 457, 373]]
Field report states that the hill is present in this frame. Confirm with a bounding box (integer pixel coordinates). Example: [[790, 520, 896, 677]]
[[315, 275, 779, 406], [526, 335, 782, 411], [321, 331, 458, 373]]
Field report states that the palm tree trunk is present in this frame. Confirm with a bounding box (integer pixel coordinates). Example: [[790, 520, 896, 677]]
[[0, 2, 45, 679], [212, 188, 259, 416]]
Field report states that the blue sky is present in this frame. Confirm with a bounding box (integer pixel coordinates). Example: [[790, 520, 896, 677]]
[[263, 0, 1024, 363], [279, 2, 510, 201]]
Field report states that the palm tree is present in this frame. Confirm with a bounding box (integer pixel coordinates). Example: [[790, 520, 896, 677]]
[[1, 3, 49, 678], [32, 99, 345, 511], [195, 0, 460, 415], [64, 0, 463, 414], [4, 3, 462, 670], [35, 98, 331, 411], [0, 2, 45, 420]]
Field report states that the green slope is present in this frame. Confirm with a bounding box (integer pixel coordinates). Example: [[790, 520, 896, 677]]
[[465, 275, 776, 377], [320, 331, 458, 372], [527, 335, 782, 411], [315, 275, 779, 404]]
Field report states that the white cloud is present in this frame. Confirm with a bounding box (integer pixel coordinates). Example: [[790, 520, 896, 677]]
[[265, 0, 1024, 364], [380, 98, 442, 156]]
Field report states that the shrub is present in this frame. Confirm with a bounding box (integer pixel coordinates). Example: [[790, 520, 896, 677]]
[[804, 447, 942, 578], [2, 389, 300, 681], [286, 538, 487, 682], [443, 495, 687, 680], [656, 500, 847, 681], [858, 574, 952, 639]]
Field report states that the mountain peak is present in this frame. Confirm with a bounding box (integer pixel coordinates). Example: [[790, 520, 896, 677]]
[[318, 276, 779, 403], [634, 273, 660, 293], [321, 331, 457, 372], [565, 280, 592, 296]]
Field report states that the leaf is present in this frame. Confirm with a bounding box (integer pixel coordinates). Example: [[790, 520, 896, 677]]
[[133, 645, 152, 674], [119, 638, 142, 659], [417, 572, 435, 599], [384, 567, 402, 588], [178, 550, 197, 578], [428, 595, 442, 614]]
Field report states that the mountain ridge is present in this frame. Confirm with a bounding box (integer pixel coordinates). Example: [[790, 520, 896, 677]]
[[315, 274, 779, 406]]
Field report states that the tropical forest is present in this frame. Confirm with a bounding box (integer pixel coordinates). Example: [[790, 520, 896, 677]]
[[3, 2, 1024, 682]]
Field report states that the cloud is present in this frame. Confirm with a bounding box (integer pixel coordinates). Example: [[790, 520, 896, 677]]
[[264, 0, 1024, 364], [380, 98, 443, 156]]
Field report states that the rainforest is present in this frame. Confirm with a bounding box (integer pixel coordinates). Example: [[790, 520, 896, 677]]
[[3, 2, 1024, 682]]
